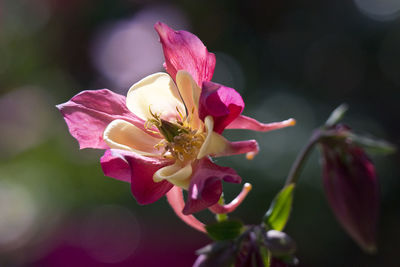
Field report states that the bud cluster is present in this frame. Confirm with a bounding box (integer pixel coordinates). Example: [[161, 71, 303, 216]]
[[195, 225, 297, 267]]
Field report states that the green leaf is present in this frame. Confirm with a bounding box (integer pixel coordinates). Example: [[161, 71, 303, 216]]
[[206, 220, 244, 241], [263, 184, 295, 231]]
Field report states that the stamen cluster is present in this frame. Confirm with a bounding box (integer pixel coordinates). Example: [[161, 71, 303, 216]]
[[164, 129, 205, 162], [146, 110, 206, 163]]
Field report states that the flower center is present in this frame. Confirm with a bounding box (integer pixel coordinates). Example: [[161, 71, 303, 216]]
[[146, 110, 205, 163]]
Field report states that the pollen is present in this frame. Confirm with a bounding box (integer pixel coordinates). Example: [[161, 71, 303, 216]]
[[165, 129, 206, 163]]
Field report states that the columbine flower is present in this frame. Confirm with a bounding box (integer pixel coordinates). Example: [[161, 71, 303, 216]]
[[320, 124, 379, 253], [57, 22, 295, 223]]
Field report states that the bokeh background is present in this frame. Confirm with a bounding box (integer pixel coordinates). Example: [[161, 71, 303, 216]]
[[0, 0, 399, 266]]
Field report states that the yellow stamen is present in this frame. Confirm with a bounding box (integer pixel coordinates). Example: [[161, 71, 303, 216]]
[[147, 106, 206, 163]]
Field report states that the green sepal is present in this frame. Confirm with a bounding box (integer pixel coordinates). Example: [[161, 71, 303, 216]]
[[325, 103, 348, 127], [348, 133, 396, 155], [206, 220, 244, 241], [263, 183, 295, 231]]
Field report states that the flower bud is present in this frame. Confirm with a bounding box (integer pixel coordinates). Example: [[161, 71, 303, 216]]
[[264, 230, 296, 257], [193, 242, 236, 267], [320, 125, 379, 253], [235, 231, 264, 267]]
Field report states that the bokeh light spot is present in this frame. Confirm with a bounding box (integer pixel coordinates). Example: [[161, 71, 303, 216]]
[[0, 87, 54, 159], [354, 0, 400, 21], [79, 205, 140, 263], [0, 182, 38, 252], [91, 5, 189, 93]]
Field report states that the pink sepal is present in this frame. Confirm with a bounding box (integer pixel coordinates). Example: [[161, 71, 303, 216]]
[[182, 158, 241, 215], [199, 81, 244, 134], [100, 149, 131, 183], [218, 139, 259, 160], [100, 149, 174, 205], [154, 22, 216, 87], [56, 89, 145, 149], [227, 115, 296, 132]]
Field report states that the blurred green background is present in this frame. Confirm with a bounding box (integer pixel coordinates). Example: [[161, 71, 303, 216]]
[[0, 0, 399, 266]]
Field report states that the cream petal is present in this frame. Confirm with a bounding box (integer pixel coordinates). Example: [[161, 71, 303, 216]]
[[126, 72, 185, 121], [175, 71, 203, 129], [153, 163, 192, 189], [103, 119, 162, 156], [197, 116, 228, 159]]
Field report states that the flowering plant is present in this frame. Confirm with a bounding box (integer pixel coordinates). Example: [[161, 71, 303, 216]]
[[57, 23, 394, 266]]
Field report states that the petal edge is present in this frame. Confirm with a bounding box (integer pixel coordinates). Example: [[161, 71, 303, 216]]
[[199, 81, 244, 134], [155, 22, 216, 87], [57, 89, 144, 149]]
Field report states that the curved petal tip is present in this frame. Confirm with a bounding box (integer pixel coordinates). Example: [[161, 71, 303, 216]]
[[208, 183, 252, 214], [285, 118, 296, 127]]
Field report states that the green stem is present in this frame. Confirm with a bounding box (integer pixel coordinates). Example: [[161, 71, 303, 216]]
[[216, 194, 228, 222], [216, 213, 228, 222], [284, 104, 348, 186], [284, 130, 321, 186]]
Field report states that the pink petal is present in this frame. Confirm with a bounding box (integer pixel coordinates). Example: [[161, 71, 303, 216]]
[[100, 149, 174, 205], [100, 149, 132, 183], [57, 89, 146, 149], [226, 115, 296, 132], [182, 158, 242, 215], [199, 81, 244, 134], [154, 22, 216, 87]]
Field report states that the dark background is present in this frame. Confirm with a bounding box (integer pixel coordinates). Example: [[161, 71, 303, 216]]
[[0, 0, 399, 266]]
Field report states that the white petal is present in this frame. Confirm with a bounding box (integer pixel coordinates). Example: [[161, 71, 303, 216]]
[[197, 116, 228, 159], [103, 119, 161, 156], [175, 71, 203, 129], [153, 163, 192, 189], [126, 72, 185, 121]]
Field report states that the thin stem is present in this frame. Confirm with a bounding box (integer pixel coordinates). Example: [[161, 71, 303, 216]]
[[215, 194, 228, 222], [285, 130, 321, 186]]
